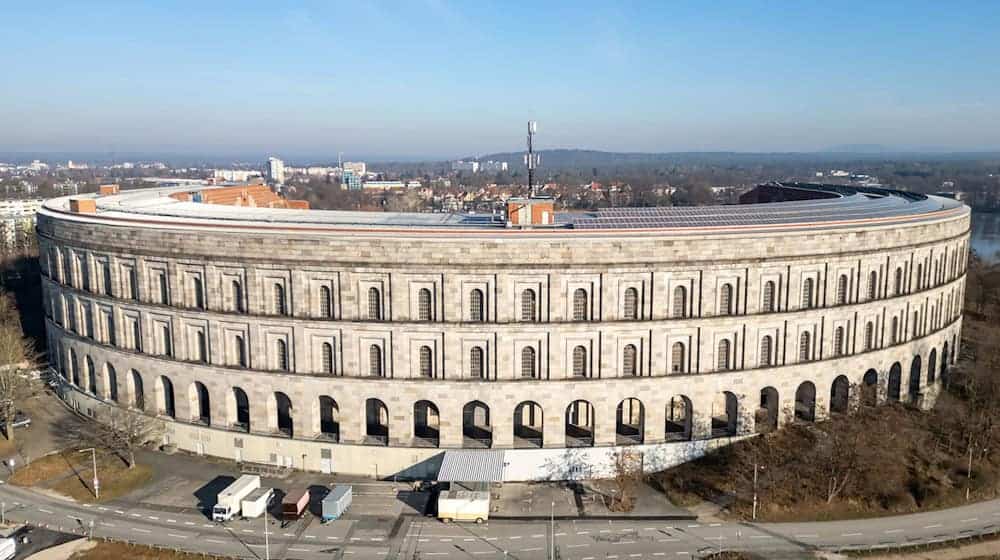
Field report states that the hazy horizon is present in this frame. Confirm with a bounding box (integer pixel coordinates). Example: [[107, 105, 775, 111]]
[[3, 1, 1000, 157]]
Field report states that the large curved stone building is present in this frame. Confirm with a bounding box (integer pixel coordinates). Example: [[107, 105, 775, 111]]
[[37, 183, 969, 480]]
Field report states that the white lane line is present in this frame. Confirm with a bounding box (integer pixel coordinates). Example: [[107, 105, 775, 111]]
[[795, 534, 818, 538], [289, 548, 309, 552], [167, 533, 187, 539], [924, 524, 943, 529], [166, 519, 176, 523], [81, 504, 92, 508], [577, 531, 590, 535], [750, 535, 773, 539], [327, 536, 339, 540], [531, 534, 544, 538], [38, 508, 53, 514], [464, 538, 475, 541], [183, 521, 194, 526], [147, 516, 159, 520], [510, 536, 521, 540], [418, 538, 428, 542], [206, 539, 224, 544], [629, 554, 642, 558], [704, 536, 725, 541], [97, 507, 107, 511], [654, 554, 666, 557], [423, 554, 448, 557], [884, 529, 904, 534], [658, 538, 679, 542], [132, 527, 151, 533], [130, 514, 142, 518], [555, 532, 566, 536], [202, 524, 214, 528], [473, 552, 492, 555], [962, 518, 979, 523], [687, 524, 701, 528], [440, 538, 452, 542], [303, 535, 316, 539], [284, 533, 295, 537], [842, 532, 863, 537], [521, 548, 542, 552], [114, 510, 124, 515], [241, 529, 254, 534], [708, 523, 721, 527], [567, 544, 589, 548], [99, 523, 115, 527]]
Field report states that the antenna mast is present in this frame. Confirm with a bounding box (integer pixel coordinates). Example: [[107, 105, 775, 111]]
[[524, 121, 539, 197]]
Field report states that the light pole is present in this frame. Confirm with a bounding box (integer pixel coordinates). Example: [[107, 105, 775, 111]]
[[263, 509, 270, 560], [751, 462, 764, 521], [550, 500, 555, 560], [79, 448, 99, 499]]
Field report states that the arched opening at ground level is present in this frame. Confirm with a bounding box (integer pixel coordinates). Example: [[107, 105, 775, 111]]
[[665, 396, 692, 441], [318, 396, 339, 442], [365, 398, 389, 446], [413, 400, 439, 447], [711, 392, 738, 437], [888, 362, 902, 402], [830, 375, 850, 414], [231, 387, 250, 432], [616, 398, 644, 445], [565, 400, 594, 447], [908, 355, 922, 403], [513, 401, 543, 448], [928, 349, 938, 384], [756, 387, 779, 433], [795, 381, 816, 422], [189, 381, 210, 425], [274, 392, 293, 437], [462, 401, 492, 448], [862, 369, 879, 406]]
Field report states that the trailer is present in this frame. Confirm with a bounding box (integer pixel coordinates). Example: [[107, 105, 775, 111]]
[[321, 485, 352, 522], [437, 482, 490, 524], [282, 488, 310, 520], [241, 486, 274, 519], [212, 474, 261, 522]]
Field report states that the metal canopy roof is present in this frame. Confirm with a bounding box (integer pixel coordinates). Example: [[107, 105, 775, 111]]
[[436, 450, 506, 482]]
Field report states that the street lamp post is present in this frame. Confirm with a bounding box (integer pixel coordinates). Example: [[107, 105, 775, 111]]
[[263, 509, 270, 560], [79, 448, 99, 499], [550, 500, 555, 560], [751, 461, 762, 521]]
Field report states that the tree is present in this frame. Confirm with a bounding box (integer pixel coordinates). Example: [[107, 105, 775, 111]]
[[0, 302, 39, 443], [608, 448, 643, 512], [87, 408, 162, 468]]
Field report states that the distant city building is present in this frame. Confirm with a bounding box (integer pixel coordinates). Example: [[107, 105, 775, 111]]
[[452, 160, 480, 173], [829, 170, 850, 177], [267, 157, 286, 184], [306, 166, 338, 177], [213, 169, 262, 182], [54, 182, 79, 196], [406, 180, 422, 189], [343, 161, 367, 176], [342, 170, 362, 190], [362, 180, 405, 190], [0, 198, 43, 250], [481, 160, 508, 172], [65, 160, 89, 170]]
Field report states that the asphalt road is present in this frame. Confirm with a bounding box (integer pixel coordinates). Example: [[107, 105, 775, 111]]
[[2, 481, 999, 559]]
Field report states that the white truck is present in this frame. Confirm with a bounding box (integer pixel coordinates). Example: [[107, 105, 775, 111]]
[[212, 474, 261, 522], [241, 486, 274, 519], [0, 537, 13, 560], [437, 482, 490, 524]]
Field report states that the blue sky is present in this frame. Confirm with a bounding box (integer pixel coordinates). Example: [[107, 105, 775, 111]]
[[2, 1, 999, 159]]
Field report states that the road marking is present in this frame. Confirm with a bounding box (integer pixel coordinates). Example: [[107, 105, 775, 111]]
[[709, 523, 721, 527], [166, 519, 176, 523], [440, 538, 452, 542], [202, 524, 214, 528], [114, 510, 124, 515], [327, 536, 339, 540], [704, 536, 725, 541], [795, 534, 818, 538], [418, 538, 428, 542], [884, 529, 904, 534], [510, 536, 521, 540], [473, 552, 491, 555], [555, 532, 566, 536], [304, 535, 316, 539], [206, 539, 224, 544], [464, 538, 475, 541], [38, 508, 53, 514], [567, 544, 588, 548], [130, 514, 142, 518], [924, 524, 943, 529], [687, 524, 700, 528], [521, 548, 542, 552], [81, 504, 91, 508], [577, 531, 590, 535], [657, 538, 679, 542], [654, 554, 666, 557], [629, 554, 642, 558], [132, 528, 151, 533], [750, 535, 773, 539], [97, 507, 107, 511], [962, 518, 979, 523], [147, 516, 159, 520], [167, 533, 187, 539], [289, 548, 309, 552], [531, 534, 544, 538], [241, 529, 253, 534], [842, 532, 863, 537], [284, 533, 295, 537], [423, 554, 448, 556]]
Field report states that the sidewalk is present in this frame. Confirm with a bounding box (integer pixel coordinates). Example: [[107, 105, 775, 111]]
[[491, 481, 695, 520]]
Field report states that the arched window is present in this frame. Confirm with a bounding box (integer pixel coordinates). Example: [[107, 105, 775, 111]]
[[891, 316, 899, 344], [623, 344, 638, 376], [834, 326, 845, 356], [572, 346, 587, 377], [321, 342, 334, 374], [273, 283, 286, 315], [417, 288, 432, 321], [623, 287, 639, 320], [801, 278, 814, 309], [868, 270, 878, 300], [798, 332, 811, 361], [521, 346, 536, 378], [836, 274, 848, 305], [469, 346, 484, 379], [716, 339, 731, 371], [916, 263, 923, 290], [762, 281, 776, 313], [193, 276, 204, 309], [368, 287, 382, 321], [235, 334, 246, 367], [719, 283, 733, 315], [521, 289, 536, 322], [276, 339, 288, 371], [469, 289, 485, 322], [572, 289, 588, 321], [231, 280, 244, 313], [864, 321, 874, 350], [759, 335, 772, 367], [319, 286, 332, 318], [912, 310, 920, 338], [102, 263, 112, 296], [670, 342, 686, 373], [419, 346, 433, 378], [369, 344, 383, 377], [894, 267, 903, 295], [672, 285, 687, 318]]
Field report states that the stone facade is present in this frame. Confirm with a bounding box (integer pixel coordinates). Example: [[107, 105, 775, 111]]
[[35, 192, 971, 479]]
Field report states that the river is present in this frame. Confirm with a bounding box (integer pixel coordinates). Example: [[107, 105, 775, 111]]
[[972, 211, 1000, 264]]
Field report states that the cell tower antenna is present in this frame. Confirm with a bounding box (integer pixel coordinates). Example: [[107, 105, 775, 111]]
[[524, 121, 539, 197]]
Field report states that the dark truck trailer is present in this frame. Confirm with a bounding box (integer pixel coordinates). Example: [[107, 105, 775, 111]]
[[282, 488, 310, 520]]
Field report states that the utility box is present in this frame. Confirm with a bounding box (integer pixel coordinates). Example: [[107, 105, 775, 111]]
[[98, 183, 120, 195], [68, 198, 97, 214], [506, 197, 554, 227]]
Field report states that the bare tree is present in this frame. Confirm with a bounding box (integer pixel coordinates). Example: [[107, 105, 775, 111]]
[[608, 448, 643, 512], [0, 323, 38, 444], [86, 408, 162, 468]]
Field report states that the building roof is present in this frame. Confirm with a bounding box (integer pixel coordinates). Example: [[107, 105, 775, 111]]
[[437, 450, 506, 482], [39, 182, 966, 237]]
